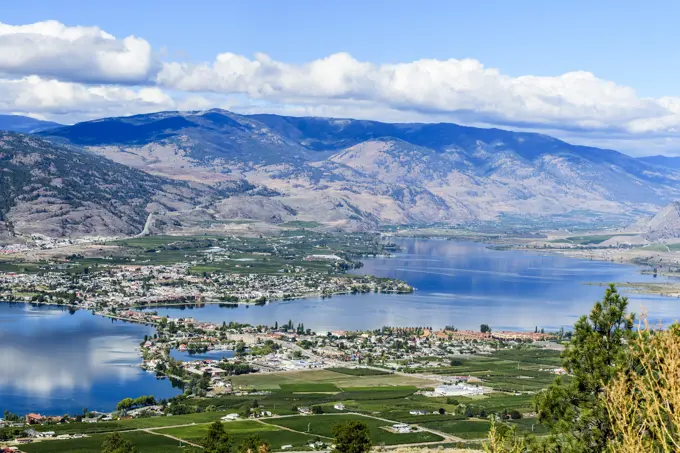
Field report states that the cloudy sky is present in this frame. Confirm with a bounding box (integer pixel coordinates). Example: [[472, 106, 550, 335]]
[[3, 0, 680, 155]]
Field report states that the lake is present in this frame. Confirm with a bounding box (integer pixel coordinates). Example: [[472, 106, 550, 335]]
[[0, 303, 181, 416], [2, 238, 679, 415], [146, 239, 680, 331]]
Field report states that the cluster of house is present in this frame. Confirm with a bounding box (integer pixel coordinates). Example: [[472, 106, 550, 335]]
[[434, 329, 556, 342], [0, 254, 411, 308]]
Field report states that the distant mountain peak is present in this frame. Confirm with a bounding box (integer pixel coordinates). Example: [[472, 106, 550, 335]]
[[0, 114, 64, 133]]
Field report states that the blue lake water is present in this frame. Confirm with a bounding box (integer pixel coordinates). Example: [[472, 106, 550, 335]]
[[147, 239, 680, 331], [2, 238, 680, 415], [0, 303, 181, 416]]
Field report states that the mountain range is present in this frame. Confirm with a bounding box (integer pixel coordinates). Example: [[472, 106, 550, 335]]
[[1, 110, 679, 237], [0, 115, 63, 134]]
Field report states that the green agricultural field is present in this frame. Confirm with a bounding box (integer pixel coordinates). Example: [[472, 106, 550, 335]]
[[335, 386, 418, 401], [21, 431, 185, 453], [229, 369, 437, 390], [406, 348, 562, 392], [420, 419, 491, 439], [279, 383, 342, 392], [157, 420, 315, 450], [34, 411, 235, 435], [326, 367, 391, 376], [281, 220, 322, 228], [265, 414, 444, 445], [560, 233, 636, 245]]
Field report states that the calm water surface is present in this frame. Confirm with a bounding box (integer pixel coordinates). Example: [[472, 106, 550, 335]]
[[2, 238, 679, 414], [148, 239, 680, 331], [0, 304, 181, 415]]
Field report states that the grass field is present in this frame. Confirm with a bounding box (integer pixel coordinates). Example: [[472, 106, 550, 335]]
[[550, 233, 637, 245], [641, 243, 680, 252], [157, 420, 315, 449], [34, 411, 234, 435], [420, 419, 491, 439], [266, 414, 444, 445], [21, 431, 186, 453], [279, 383, 341, 392], [326, 367, 391, 376], [406, 348, 562, 393], [229, 369, 437, 390]]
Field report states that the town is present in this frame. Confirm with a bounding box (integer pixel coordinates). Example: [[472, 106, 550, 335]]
[[0, 232, 567, 452], [0, 232, 413, 309]]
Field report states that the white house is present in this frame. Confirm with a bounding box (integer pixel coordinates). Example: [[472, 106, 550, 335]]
[[392, 423, 410, 434], [221, 413, 240, 421], [334, 403, 345, 411]]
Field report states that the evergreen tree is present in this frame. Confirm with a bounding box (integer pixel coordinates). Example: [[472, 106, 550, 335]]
[[203, 421, 233, 453], [535, 284, 634, 452], [238, 435, 271, 453], [332, 421, 372, 453], [101, 432, 137, 453]]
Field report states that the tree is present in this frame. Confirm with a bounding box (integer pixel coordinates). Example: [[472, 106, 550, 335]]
[[438, 408, 446, 415], [101, 432, 137, 453], [483, 420, 527, 453], [603, 319, 680, 452], [116, 398, 134, 412], [508, 410, 522, 420], [535, 284, 634, 453], [480, 324, 492, 334], [332, 420, 372, 453], [204, 421, 233, 453], [312, 406, 324, 415], [238, 434, 271, 453]]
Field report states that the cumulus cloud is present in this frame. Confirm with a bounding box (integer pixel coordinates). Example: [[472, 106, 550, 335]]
[[156, 52, 680, 136], [0, 20, 156, 84], [6, 20, 680, 153], [0, 76, 179, 123]]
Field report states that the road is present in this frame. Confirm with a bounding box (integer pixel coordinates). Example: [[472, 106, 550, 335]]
[[257, 411, 464, 444], [143, 427, 203, 448], [17, 412, 464, 450]]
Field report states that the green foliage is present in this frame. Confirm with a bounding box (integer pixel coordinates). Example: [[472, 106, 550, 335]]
[[278, 383, 341, 393], [535, 284, 634, 453], [237, 434, 271, 453], [100, 432, 138, 453], [326, 367, 390, 376], [332, 421, 372, 453], [204, 421, 234, 453], [480, 324, 492, 333]]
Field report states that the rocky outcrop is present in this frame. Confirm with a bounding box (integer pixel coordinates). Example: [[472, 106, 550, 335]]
[[642, 202, 680, 241]]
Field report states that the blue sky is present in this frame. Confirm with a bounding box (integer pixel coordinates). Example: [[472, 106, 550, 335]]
[[2, 0, 680, 155], [4, 0, 678, 96]]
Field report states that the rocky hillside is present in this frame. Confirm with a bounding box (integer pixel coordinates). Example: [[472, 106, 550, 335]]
[[0, 133, 228, 237], [641, 202, 680, 241], [37, 109, 680, 229]]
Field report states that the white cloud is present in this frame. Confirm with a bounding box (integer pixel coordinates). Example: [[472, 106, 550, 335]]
[[157, 52, 680, 136], [0, 76, 179, 123], [5, 20, 680, 154], [0, 20, 156, 84]]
